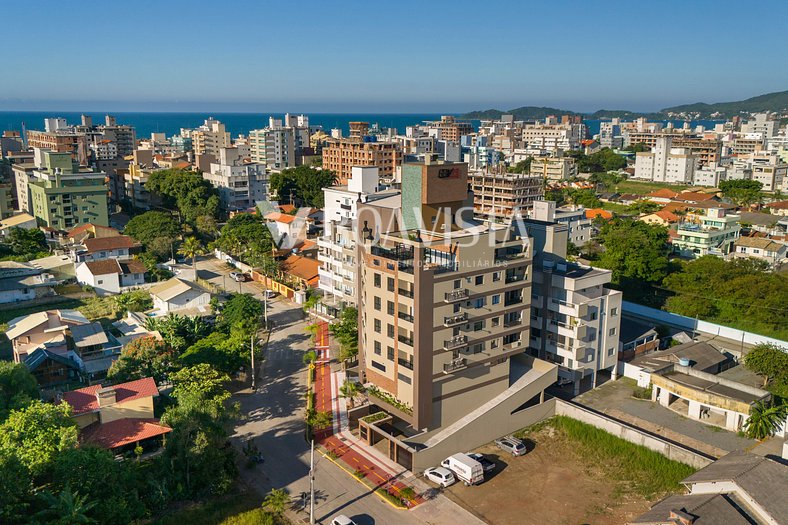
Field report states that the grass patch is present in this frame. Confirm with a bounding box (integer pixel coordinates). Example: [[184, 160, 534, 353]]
[[375, 488, 407, 508], [150, 489, 287, 525], [0, 298, 86, 325], [527, 416, 695, 499], [612, 180, 689, 195], [632, 385, 653, 400], [601, 201, 630, 214]]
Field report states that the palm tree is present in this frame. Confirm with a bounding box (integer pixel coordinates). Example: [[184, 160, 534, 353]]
[[744, 400, 787, 440], [262, 488, 290, 515], [339, 379, 362, 408], [178, 236, 205, 275], [35, 486, 97, 525]]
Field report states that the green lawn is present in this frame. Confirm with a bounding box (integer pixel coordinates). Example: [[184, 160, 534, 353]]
[[516, 416, 696, 499], [601, 201, 631, 214], [150, 489, 287, 525], [611, 180, 689, 195]]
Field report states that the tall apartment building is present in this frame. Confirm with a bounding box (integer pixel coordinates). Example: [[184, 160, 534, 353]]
[[202, 147, 267, 213], [27, 129, 89, 166], [470, 166, 543, 220], [634, 136, 696, 183], [531, 200, 592, 246], [322, 138, 401, 185], [673, 207, 741, 258], [530, 155, 578, 180], [354, 159, 557, 469], [522, 213, 622, 393], [749, 154, 787, 192], [318, 166, 398, 311], [424, 116, 473, 142], [522, 117, 586, 151], [598, 120, 623, 149], [22, 150, 109, 229], [742, 113, 778, 138], [184, 118, 231, 157], [672, 137, 722, 168], [248, 115, 311, 170]]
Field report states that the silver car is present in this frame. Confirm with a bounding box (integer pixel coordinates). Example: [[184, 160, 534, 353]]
[[494, 436, 527, 456], [424, 466, 456, 487]]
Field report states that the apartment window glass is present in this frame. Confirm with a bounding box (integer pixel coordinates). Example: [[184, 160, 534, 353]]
[[491, 339, 499, 349], [387, 277, 395, 292], [371, 360, 386, 372], [387, 301, 395, 315], [609, 327, 617, 336], [475, 297, 486, 308], [473, 321, 484, 331], [374, 319, 381, 333], [387, 346, 395, 360], [374, 341, 381, 355], [453, 279, 461, 289], [398, 373, 411, 385], [374, 297, 381, 311], [611, 307, 618, 317], [607, 347, 615, 356], [475, 275, 484, 285], [492, 317, 500, 327], [492, 294, 500, 305], [387, 324, 394, 338], [492, 272, 500, 282], [374, 273, 381, 288]]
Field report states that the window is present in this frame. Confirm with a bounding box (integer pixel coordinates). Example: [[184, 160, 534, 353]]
[[607, 347, 615, 356], [453, 279, 461, 289], [492, 272, 500, 282], [374, 297, 381, 310], [387, 301, 394, 315], [371, 360, 386, 372], [611, 307, 618, 317], [589, 311, 597, 321], [475, 297, 486, 308], [374, 341, 382, 355], [609, 327, 617, 336], [398, 373, 411, 385], [387, 346, 395, 360], [475, 275, 484, 285], [473, 321, 484, 331], [97, 279, 103, 285], [491, 339, 499, 349], [387, 277, 395, 292], [387, 324, 394, 337], [491, 317, 500, 327], [492, 294, 500, 305], [374, 319, 381, 333], [374, 273, 381, 288]]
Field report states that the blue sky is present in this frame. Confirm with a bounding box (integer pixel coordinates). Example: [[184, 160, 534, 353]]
[[2, 0, 787, 113]]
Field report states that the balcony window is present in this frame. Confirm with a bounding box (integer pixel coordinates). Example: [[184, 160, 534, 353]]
[[374, 296, 381, 311], [374, 319, 381, 334]]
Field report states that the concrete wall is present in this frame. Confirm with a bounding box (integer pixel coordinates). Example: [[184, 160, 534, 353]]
[[555, 399, 714, 468], [622, 301, 787, 348]]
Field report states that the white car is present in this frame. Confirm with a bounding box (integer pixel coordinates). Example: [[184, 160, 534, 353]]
[[330, 515, 357, 525], [424, 466, 456, 487], [229, 271, 247, 282], [263, 289, 277, 299]]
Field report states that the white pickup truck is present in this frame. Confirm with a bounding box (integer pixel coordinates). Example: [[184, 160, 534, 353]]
[[441, 453, 484, 486]]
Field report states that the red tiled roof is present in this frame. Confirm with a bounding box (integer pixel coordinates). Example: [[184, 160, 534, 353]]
[[265, 212, 298, 224], [674, 191, 717, 202], [585, 208, 613, 220], [279, 204, 296, 213], [119, 259, 147, 274], [62, 377, 159, 415], [281, 254, 319, 286], [652, 210, 680, 223], [83, 235, 138, 253], [766, 200, 788, 210], [81, 418, 171, 449], [67, 223, 119, 239], [83, 259, 122, 275], [646, 188, 679, 199]]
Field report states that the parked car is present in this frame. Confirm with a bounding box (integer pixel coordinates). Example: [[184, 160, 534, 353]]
[[263, 289, 277, 299], [424, 466, 456, 487], [441, 453, 484, 485], [494, 436, 527, 456], [556, 377, 573, 387], [330, 515, 357, 525], [466, 452, 496, 473], [230, 272, 247, 282]]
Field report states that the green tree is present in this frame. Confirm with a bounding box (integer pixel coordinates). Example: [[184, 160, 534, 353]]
[[146, 168, 221, 222], [219, 293, 263, 333], [2, 227, 49, 260], [507, 158, 532, 174], [0, 361, 39, 420], [627, 199, 661, 215], [719, 179, 763, 207], [178, 236, 205, 274], [743, 343, 788, 387], [269, 166, 338, 207], [214, 213, 274, 264], [170, 364, 231, 402], [35, 486, 98, 525], [596, 218, 670, 283], [570, 148, 627, 173], [108, 336, 179, 383], [0, 401, 77, 475], [743, 400, 787, 440], [331, 307, 359, 365], [339, 379, 362, 408], [125, 211, 181, 260], [262, 488, 290, 515], [0, 450, 32, 523], [112, 289, 153, 316], [180, 331, 247, 374], [567, 189, 602, 208], [307, 410, 332, 429]]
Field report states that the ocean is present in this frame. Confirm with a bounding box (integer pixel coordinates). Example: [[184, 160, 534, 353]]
[[0, 111, 722, 140]]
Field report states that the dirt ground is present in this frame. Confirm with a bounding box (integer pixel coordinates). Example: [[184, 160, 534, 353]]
[[441, 426, 658, 525]]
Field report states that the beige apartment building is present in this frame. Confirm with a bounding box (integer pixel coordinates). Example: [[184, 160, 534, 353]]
[[530, 155, 578, 180], [355, 160, 556, 469], [186, 118, 231, 157], [470, 166, 543, 219], [322, 138, 401, 185], [424, 116, 474, 142], [27, 129, 89, 165]]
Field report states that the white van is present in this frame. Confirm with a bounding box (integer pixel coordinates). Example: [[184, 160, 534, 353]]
[[441, 453, 484, 486]]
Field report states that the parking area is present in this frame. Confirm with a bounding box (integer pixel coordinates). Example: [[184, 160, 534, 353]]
[[575, 377, 755, 457], [437, 427, 654, 525]]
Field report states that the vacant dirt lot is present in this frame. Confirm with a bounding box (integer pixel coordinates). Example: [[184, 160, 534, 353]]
[[441, 425, 659, 525]]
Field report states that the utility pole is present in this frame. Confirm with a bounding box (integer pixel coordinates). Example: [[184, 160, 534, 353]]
[[250, 333, 255, 390], [309, 439, 315, 525], [263, 289, 268, 329]]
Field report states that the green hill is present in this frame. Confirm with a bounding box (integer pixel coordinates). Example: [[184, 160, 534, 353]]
[[462, 106, 579, 120], [660, 90, 788, 118]]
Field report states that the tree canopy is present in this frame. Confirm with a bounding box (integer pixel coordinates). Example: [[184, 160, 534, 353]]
[[146, 168, 220, 222], [0, 362, 39, 421], [124, 211, 181, 260], [214, 213, 274, 266], [568, 148, 627, 173], [269, 166, 337, 208], [719, 179, 763, 207], [743, 343, 788, 387], [0, 227, 49, 261], [595, 218, 670, 283], [108, 336, 179, 384]]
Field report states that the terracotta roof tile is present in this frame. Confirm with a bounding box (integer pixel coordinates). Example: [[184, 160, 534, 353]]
[[83, 235, 138, 253], [81, 418, 171, 449], [281, 254, 319, 285], [62, 377, 159, 415], [585, 208, 612, 220], [265, 212, 298, 224]]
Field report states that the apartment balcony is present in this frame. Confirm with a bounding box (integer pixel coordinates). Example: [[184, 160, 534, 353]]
[[443, 335, 468, 351], [444, 288, 469, 303], [443, 356, 467, 374], [504, 316, 523, 328], [397, 358, 414, 371], [397, 311, 414, 323], [505, 273, 526, 284], [495, 247, 527, 262], [504, 294, 523, 306], [397, 334, 414, 347], [397, 287, 414, 298], [371, 244, 414, 261], [443, 312, 468, 327]]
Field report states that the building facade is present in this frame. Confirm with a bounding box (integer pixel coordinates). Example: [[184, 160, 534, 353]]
[[322, 138, 402, 185], [203, 147, 268, 212]]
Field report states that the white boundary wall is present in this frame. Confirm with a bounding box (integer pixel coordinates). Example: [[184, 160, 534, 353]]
[[623, 301, 787, 348]]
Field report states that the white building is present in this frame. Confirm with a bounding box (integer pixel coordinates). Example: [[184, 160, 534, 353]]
[[742, 113, 778, 138], [317, 166, 399, 311], [183, 118, 231, 157], [248, 114, 310, 169], [75, 259, 146, 296], [750, 154, 787, 192], [531, 200, 592, 246], [634, 136, 697, 183], [692, 165, 726, 187], [202, 147, 267, 212], [149, 277, 210, 314]]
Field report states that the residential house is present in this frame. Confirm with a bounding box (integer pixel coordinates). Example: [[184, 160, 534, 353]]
[[584, 208, 612, 221], [733, 236, 787, 266], [617, 320, 659, 362], [630, 451, 787, 525], [75, 259, 146, 296], [0, 261, 58, 304], [67, 223, 121, 244], [113, 312, 161, 346], [673, 191, 720, 205], [280, 254, 320, 289], [264, 211, 308, 253], [149, 277, 210, 314], [644, 188, 679, 204], [70, 235, 140, 263], [617, 193, 642, 205], [764, 200, 788, 216], [640, 210, 680, 227], [30, 254, 76, 280], [61, 377, 171, 453], [0, 213, 38, 236], [672, 208, 741, 258]]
